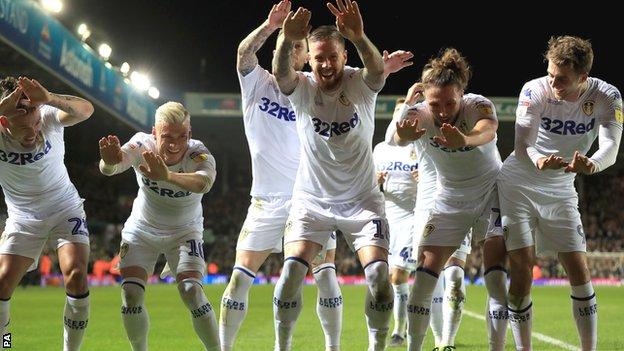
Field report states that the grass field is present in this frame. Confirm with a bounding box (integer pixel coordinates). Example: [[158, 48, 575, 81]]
[[6, 284, 623, 350]]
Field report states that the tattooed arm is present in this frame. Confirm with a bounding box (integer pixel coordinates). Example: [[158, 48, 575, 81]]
[[237, 0, 291, 76], [17, 77, 93, 127], [273, 7, 310, 95]]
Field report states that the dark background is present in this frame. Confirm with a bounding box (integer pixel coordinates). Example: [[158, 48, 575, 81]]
[[58, 0, 623, 98]]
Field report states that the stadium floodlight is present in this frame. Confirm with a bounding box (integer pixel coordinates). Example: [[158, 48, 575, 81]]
[[41, 0, 63, 13], [130, 71, 150, 92], [77, 23, 91, 41], [148, 87, 160, 100], [120, 62, 131, 76], [98, 43, 112, 60]]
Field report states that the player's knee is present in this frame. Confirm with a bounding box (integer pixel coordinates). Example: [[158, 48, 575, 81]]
[[177, 278, 203, 304], [64, 266, 88, 294], [121, 278, 146, 306], [364, 260, 392, 302]]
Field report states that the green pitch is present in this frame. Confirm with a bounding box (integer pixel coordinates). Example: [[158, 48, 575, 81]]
[[6, 284, 623, 350]]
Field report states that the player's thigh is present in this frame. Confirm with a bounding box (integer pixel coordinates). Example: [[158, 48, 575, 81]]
[[237, 196, 290, 254], [118, 230, 161, 278], [164, 231, 206, 278]]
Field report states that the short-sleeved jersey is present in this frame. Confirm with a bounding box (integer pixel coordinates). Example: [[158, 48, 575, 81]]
[[411, 94, 502, 201], [117, 132, 216, 233], [0, 106, 81, 219], [502, 77, 623, 191], [288, 67, 381, 202], [238, 65, 300, 197], [373, 141, 418, 211]]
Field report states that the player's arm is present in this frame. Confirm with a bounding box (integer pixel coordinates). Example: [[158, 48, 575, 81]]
[[17, 77, 93, 127], [98, 135, 135, 176], [238, 0, 291, 76], [463, 118, 498, 147], [515, 85, 567, 170], [273, 7, 310, 95], [139, 151, 216, 194], [568, 92, 623, 174], [328, 0, 385, 91], [382, 49, 413, 79], [391, 82, 426, 145]]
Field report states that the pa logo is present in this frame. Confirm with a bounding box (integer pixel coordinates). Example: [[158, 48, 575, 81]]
[[2, 332, 11, 348]]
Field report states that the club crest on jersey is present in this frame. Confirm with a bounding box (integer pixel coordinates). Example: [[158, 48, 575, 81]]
[[338, 92, 351, 106], [409, 149, 417, 160], [190, 151, 209, 163], [119, 242, 129, 258], [423, 224, 435, 237], [582, 100, 594, 116]]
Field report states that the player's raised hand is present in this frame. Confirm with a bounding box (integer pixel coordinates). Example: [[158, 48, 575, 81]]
[[404, 82, 425, 106], [17, 77, 51, 108], [140, 151, 170, 181], [268, 0, 292, 30], [411, 169, 419, 182], [383, 50, 414, 77], [376, 171, 387, 185], [282, 7, 311, 41], [396, 118, 426, 142], [99, 135, 123, 165], [327, 0, 363, 41], [0, 87, 27, 119], [564, 150, 595, 174], [536, 154, 568, 170], [433, 123, 467, 149]]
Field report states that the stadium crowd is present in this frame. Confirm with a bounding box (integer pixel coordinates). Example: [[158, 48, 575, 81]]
[[2, 164, 622, 282]]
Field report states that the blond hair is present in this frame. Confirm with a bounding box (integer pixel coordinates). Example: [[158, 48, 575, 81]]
[[421, 48, 471, 91], [544, 36, 593, 74], [155, 101, 190, 125]]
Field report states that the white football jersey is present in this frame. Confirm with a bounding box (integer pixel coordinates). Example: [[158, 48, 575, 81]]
[[238, 65, 300, 197], [117, 132, 216, 233], [373, 141, 418, 211], [0, 106, 82, 219], [411, 94, 502, 201], [288, 67, 380, 202], [502, 77, 623, 191], [384, 104, 438, 211]]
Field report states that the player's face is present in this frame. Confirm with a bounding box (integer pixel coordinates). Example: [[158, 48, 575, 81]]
[[309, 39, 347, 92], [292, 40, 308, 71], [7, 107, 43, 148], [547, 61, 588, 102], [153, 121, 190, 166], [424, 84, 463, 124]]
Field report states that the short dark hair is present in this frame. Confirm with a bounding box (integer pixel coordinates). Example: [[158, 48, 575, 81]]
[[0, 76, 18, 100], [308, 25, 345, 49]]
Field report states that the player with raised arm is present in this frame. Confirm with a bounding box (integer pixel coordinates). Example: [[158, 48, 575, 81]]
[[218, 2, 341, 350], [0, 76, 94, 351], [272, 1, 394, 350]]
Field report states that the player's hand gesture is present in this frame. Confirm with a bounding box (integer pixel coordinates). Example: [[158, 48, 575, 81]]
[[396, 118, 426, 142], [268, 0, 292, 31], [17, 77, 51, 108], [433, 123, 467, 149], [327, 0, 363, 42], [140, 151, 170, 181], [376, 171, 387, 185], [405, 82, 424, 106], [564, 151, 595, 174], [383, 50, 414, 76], [282, 7, 311, 41], [411, 170, 419, 182], [536, 154, 568, 171], [99, 135, 123, 165], [0, 87, 27, 119]]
